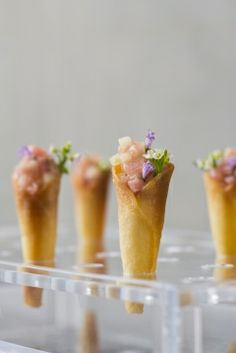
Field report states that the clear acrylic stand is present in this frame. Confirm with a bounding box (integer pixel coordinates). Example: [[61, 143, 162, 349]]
[[0, 226, 235, 353]]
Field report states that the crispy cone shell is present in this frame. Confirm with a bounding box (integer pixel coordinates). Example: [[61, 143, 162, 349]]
[[79, 311, 99, 353], [72, 171, 110, 242], [13, 175, 60, 308], [113, 163, 174, 313], [13, 176, 61, 264], [204, 173, 236, 259]]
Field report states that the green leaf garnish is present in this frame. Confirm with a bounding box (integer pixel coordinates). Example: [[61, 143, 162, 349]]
[[97, 160, 110, 172], [194, 150, 223, 171], [145, 148, 170, 175], [50, 142, 79, 174]]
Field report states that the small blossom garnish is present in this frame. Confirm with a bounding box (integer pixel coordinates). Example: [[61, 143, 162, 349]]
[[97, 160, 110, 172], [142, 161, 155, 179], [50, 142, 79, 174], [144, 149, 170, 175], [145, 130, 155, 150], [18, 145, 32, 157], [194, 150, 223, 171], [226, 157, 236, 169]]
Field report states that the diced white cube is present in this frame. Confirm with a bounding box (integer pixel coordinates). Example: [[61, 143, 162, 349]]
[[118, 136, 132, 147], [120, 152, 132, 163], [110, 153, 121, 166]]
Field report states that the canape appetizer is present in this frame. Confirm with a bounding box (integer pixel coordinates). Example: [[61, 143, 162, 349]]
[[111, 131, 174, 313], [12, 143, 76, 307], [71, 155, 110, 242], [196, 149, 236, 260]]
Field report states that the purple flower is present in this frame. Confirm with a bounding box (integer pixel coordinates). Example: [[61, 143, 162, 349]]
[[17, 145, 32, 158], [142, 161, 155, 179], [226, 157, 236, 169], [145, 130, 155, 149]]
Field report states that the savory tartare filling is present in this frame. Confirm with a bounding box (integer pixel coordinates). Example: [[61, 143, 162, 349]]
[[72, 155, 110, 187], [195, 148, 236, 187], [110, 131, 171, 193], [13, 146, 60, 195]]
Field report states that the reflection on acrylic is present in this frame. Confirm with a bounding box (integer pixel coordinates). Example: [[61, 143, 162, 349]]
[[213, 256, 236, 282], [78, 310, 100, 353]]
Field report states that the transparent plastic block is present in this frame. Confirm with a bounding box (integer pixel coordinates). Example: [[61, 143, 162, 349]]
[[0, 225, 179, 353]]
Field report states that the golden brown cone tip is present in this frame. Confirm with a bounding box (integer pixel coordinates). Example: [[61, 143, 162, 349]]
[[204, 173, 236, 258], [20, 262, 54, 308], [113, 163, 174, 314], [71, 163, 110, 242], [123, 272, 157, 314], [213, 256, 236, 282], [125, 302, 144, 314]]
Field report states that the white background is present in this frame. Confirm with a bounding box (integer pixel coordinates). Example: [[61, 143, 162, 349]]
[[0, 0, 236, 231]]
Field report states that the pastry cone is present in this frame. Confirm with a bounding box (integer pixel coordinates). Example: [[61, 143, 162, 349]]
[[204, 173, 236, 259], [72, 169, 110, 242], [113, 163, 174, 313], [78, 311, 100, 353], [14, 176, 61, 264], [14, 178, 60, 307], [12, 144, 72, 307]]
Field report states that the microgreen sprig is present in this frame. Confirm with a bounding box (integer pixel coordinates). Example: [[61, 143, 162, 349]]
[[144, 148, 170, 176], [97, 160, 110, 172], [50, 142, 79, 174], [194, 150, 223, 171]]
